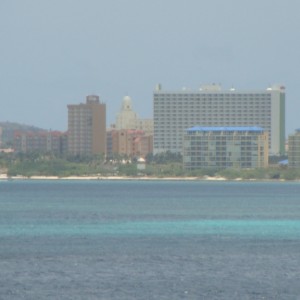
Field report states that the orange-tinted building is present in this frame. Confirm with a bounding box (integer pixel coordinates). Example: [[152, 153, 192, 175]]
[[14, 131, 67, 154], [108, 129, 153, 158]]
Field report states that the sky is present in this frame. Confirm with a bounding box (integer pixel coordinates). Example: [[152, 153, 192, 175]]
[[1, 0, 299, 135]]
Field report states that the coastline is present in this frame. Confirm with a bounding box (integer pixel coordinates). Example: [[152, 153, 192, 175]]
[[0, 174, 202, 181], [0, 173, 291, 182]]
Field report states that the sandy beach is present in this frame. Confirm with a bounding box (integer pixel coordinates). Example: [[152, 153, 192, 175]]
[[0, 173, 293, 182], [0, 174, 228, 181]]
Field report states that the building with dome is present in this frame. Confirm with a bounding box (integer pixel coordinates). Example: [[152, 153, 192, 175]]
[[107, 96, 153, 158], [115, 96, 153, 135], [115, 96, 139, 130]]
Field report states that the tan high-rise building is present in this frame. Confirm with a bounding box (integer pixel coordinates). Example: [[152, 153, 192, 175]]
[[68, 95, 106, 156]]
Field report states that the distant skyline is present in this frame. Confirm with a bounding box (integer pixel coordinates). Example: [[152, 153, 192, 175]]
[[1, 0, 300, 135]]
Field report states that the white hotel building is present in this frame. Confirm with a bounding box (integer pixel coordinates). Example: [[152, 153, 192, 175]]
[[153, 84, 285, 156]]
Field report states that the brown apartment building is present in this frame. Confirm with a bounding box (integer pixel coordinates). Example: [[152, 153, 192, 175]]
[[68, 95, 106, 156]]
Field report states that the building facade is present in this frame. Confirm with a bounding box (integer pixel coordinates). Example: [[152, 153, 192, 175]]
[[115, 96, 139, 130], [14, 131, 67, 154], [153, 84, 285, 155], [115, 96, 153, 135], [107, 129, 153, 158], [183, 127, 268, 169], [67, 95, 106, 156], [288, 129, 300, 168]]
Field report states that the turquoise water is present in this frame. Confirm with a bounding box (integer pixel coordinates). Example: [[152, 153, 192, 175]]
[[1, 180, 300, 299], [1, 180, 300, 238], [2, 219, 300, 238]]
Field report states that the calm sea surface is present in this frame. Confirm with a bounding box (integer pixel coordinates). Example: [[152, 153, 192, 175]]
[[1, 180, 300, 299]]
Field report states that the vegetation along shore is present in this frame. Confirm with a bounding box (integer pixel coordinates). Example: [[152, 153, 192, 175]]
[[0, 151, 299, 181]]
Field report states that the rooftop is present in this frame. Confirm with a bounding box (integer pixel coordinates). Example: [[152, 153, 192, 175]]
[[154, 84, 285, 93], [186, 126, 265, 132]]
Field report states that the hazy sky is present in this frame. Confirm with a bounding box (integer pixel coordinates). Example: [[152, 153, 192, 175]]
[[1, 0, 299, 135]]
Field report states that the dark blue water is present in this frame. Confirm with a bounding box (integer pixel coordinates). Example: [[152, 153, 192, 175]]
[[1, 180, 300, 299]]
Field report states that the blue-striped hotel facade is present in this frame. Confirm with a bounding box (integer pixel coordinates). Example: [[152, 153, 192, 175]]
[[183, 127, 268, 169]]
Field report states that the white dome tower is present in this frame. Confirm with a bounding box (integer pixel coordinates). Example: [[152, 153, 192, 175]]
[[122, 96, 132, 111], [115, 95, 139, 130]]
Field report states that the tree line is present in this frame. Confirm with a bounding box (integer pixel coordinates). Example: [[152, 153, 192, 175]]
[[0, 151, 299, 180]]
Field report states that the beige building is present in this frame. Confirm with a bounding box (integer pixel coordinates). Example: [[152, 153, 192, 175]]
[[115, 96, 153, 135], [115, 96, 138, 130], [14, 131, 67, 154], [288, 129, 300, 168], [68, 95, 106, 156], [136, 119, 153, 136], [183, 127, 269, 169]]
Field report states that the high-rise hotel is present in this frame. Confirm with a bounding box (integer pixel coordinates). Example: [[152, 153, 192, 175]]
[[68, 95, 106, 155], [153, 84, 285, 155]]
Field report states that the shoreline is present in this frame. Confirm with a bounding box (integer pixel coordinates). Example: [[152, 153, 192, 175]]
[[0, 174, 294, 182]]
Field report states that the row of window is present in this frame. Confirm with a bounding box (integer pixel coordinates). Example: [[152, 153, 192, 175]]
[[154, 93, 271, 98]]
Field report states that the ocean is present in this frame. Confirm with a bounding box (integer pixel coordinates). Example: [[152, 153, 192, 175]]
[[1, 180, 300, 299]]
